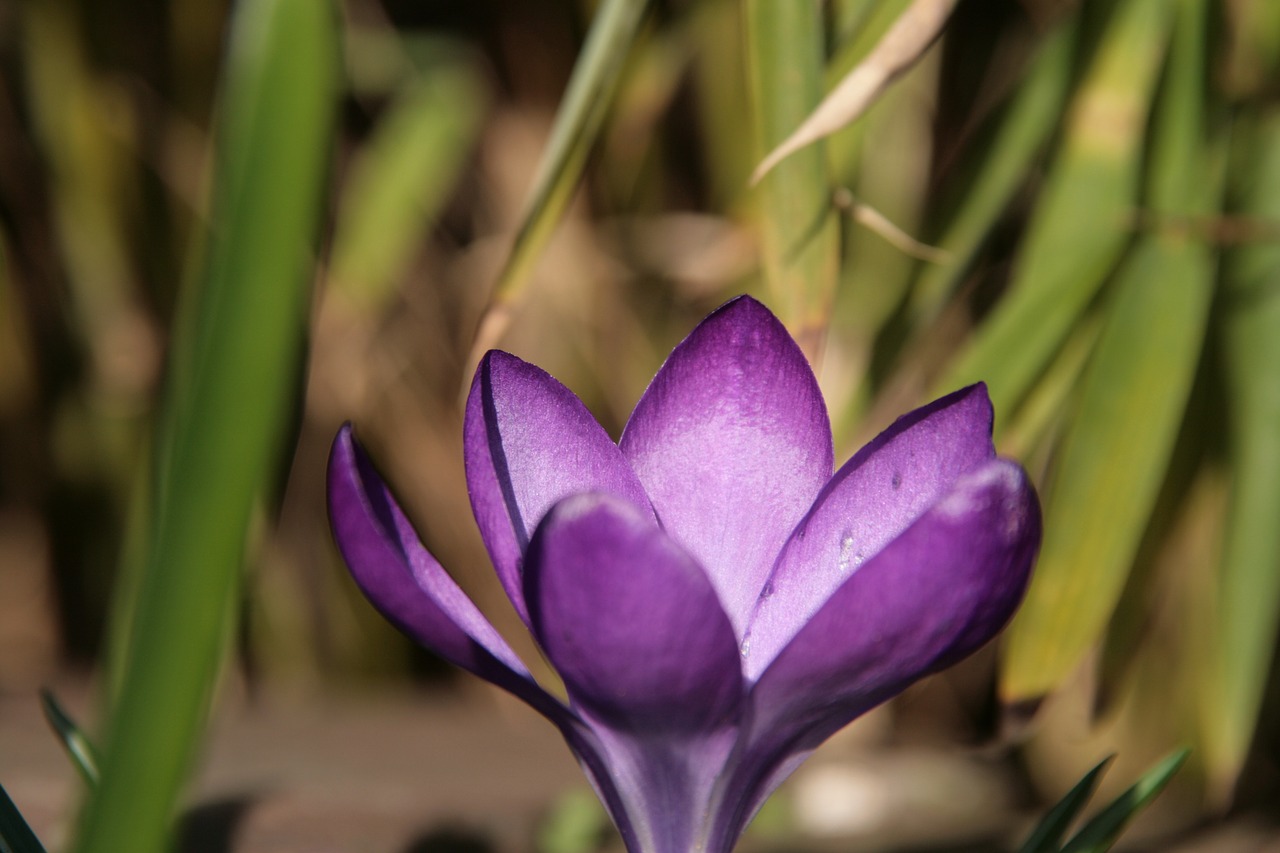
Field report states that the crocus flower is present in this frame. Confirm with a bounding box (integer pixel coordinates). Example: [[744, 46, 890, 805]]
[[327, 296, 1041, 853]]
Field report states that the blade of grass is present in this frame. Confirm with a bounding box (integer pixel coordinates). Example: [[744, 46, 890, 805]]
[[744, 0, 839, 363], [39, 690, 99, 786], [1002, 0, 1214, 702], [1059, 749, 1189, 853], [937, 0, 1175, 416], [0, 781, 46, 853], [329, 59, 485, 312], [908, 16, 1078, 325], [474, 0, 651, 363], [71, 0, 338, 850], [1018, 755, 1113, 853], [1206, 107, 1280, 798]]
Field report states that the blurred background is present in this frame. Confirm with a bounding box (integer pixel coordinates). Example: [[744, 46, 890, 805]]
[[1, 0, 1279, 850]]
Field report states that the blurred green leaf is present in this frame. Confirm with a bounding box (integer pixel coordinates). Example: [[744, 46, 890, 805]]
[[1002, 0, 1208, 700], [0, 781, 46, 853], [71, 0, 338, 850], [330, 60, 485, 312], [537, 788, 611, 853], [909, 17, 1078, 325], [744, 0, 839, 361], [39, 690, 99, 786], [940, 0, 1175, 416], [1018, 756, 1112, 853], [1059, 749, 1188, 853], [1207, 107, 1280, 796], [482, 0, 651, 351]]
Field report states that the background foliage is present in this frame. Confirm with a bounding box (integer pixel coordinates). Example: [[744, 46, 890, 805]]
[[0, 0, 1278, 849]]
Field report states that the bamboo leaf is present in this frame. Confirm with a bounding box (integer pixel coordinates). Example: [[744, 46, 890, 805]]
[[939, 0, 1175, 417], [744, 0, 839, 362], [1002, 0, 1213, 701], [71, 0, 338, 850]]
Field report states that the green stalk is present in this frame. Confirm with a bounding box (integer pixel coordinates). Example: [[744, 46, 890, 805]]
[[71, 0, 337, 850], [743, 0, 838, 363]]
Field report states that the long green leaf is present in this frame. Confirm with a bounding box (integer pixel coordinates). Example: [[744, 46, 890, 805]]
[[0, 782, 46, 853], [1002, 0, 1210, 700], [939, 0, 1175, 416], [481, 0, 651, 351], [744, 0, 838, 362], [1018, 756, 1113, 853], [908, 17, 1077, 325], [71, 0, 338, 850], [1059, 749, 1188, 853], [1207, 106, 1280, 796], [329, 59, 484, 312]]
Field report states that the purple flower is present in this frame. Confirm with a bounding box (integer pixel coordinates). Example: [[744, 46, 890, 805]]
[[327, 297, 1041, 853]]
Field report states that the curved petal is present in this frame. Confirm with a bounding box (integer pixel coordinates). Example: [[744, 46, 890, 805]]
[[619, 296, 833, 638], [525, 493, 744, 735], [711, 459, 1040, 850], [464, 351, 652, 624], [328, 425, 561, 713], [742, 384, 995, 678]]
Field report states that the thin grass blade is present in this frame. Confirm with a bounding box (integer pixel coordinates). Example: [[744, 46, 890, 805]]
[[1002, 0, 1213, 702], [1058, 749, 1189, 853], [908, 17, 1077, 325], [70, 0, 338, 850], [938, 0, 1175, 416], [0, 782, 46, 853], [1018, 755, 1113, 853], [477, 0, 651, 360], [329, 58, 484, 312], [744, 0, 838, 363], [39, 690, 99, 786]]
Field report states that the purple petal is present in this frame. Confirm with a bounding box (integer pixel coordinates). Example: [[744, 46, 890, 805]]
[[742, 384, 996, 677], [328, 425, 558, 711], [619, 297, 833, 638], [712, 459, 1040, 848], [525, 493, 744, 734], [464, 351, 652, 624]]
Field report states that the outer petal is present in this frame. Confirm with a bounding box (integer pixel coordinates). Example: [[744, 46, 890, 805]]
[[464, 351, 652, 624], [329, 428, 712, 853], [742, 384, 995, 678], [525, 493, 744, 734], [710, 459, 1040, 851], [328, 425, 555, 711], [619, 297, 833, 638]]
